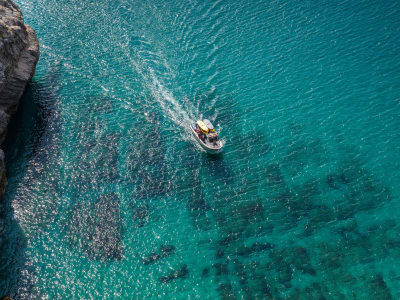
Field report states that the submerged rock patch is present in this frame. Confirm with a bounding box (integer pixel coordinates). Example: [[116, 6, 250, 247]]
[[142, 244, 176, 265], [159, 264, 188, 283], [64, 193, 124, 262]]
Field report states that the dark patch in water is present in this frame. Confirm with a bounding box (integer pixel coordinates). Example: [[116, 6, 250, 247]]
[[236, 242, 274, 257], [217, 198, 267, 248], [267, 246, 315, 287], [365, 274, 392, 299], [64, 193, 124, 262], [186, 170, 212, 231], [204, 154, 234, 184], [72, 132, 121, 190], [87, 193, 124, 261], [326, 173, 339, 189], [217, 283, 236, 300], [324, 159, 393, 222], [283, 141, 309, 175], [288, 180, 320, 220], [124, 117, 172, 199], [236, 199, 264, 222], [1, 69, 63, 295], [87, 95, 114, 114], [213, 262, 229, 276], [131, 204, 150, 228], [219, 233, 241, 247], [216, 249, 225, 259], [159, 264, 188, 283], [264, 163, 285, 188], [188, 183, 209, 212], [318, 243, 345, 271], [232, 259, 247, 285], [238, 262, 272, 300], [142, 244, 175, 265], [202, 267, 210, 277], [235, 130, 270, 158], [213, 94, 239, 129], [97, 133, 120, 182], [296, 282, 328, 300], [274, 190, 295, 205], [304, 205, 336, 235]]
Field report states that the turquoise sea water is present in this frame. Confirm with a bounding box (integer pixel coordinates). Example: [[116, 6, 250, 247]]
[[1, 0, 400, 298]]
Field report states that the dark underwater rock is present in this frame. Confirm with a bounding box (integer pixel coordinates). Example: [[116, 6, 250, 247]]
[[216, 249, 225, 259], [237, 242, 274, 257], [86, 193, 124, 261], [244, 270, 272, 299], [330, 163, 391, 221], [160, 245, 175, 256], [326, 173, 339, 189], [219, 234, 241, 246], [328, 158, 392, 219], [218, 198, 267, 240], [274, 190, 295, 205], [267, 245, 315, 288], [234, 130, 270, 159], [204, 154, 234, 183], [264, 163, 285, 187], [125, 136, 169, 199], [88, 95, 114, 114], [131, 204, 150, 228], [124, 120, 171, 199], [236, 199, 264, 223], [318, 244, 344, 270], [299, 282, 327, 300], [202, 267, 210, 277], [186, 170, 212, 231], [65, 193, 124, 262], [142, 244, 175, 265], [217, 283, 236, 300], [142, 252, 161, 265], [159, 264, 188, 283], [232, 259, 247, 285], [304, 205, 335, 236], [365, 274, 392, 300], [283, 141, 309, 175], [71, 131, 121, 190], [213, 262, 229, 276], [188, 184, 209, 212]]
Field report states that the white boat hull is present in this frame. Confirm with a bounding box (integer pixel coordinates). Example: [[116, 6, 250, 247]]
[[191, 125, 223, 154]]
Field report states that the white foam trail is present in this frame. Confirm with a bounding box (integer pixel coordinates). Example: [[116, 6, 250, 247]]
[[115, 37, 203, 142], [148, 68, 195, 130]]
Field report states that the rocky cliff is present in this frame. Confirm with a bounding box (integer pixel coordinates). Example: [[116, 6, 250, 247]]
[[0, 0, 39, 196], [0, 0, 40, 253]]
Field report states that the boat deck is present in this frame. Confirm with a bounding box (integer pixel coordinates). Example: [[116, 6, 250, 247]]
[[191, 125, 223, 152]]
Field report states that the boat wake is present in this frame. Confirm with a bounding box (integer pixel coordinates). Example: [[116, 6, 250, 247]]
[[117, 36, 213, 144]]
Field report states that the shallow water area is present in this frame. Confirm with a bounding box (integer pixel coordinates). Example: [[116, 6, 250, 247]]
[[1, 0, 400, 298]]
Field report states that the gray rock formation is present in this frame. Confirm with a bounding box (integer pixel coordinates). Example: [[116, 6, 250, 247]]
[[0, 0, 39, 199]]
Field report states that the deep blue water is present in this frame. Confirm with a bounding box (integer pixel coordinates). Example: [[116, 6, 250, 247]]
[[1, 0, 400, 298]]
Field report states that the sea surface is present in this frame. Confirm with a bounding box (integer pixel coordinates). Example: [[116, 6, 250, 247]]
[[1, 0, 400, 298]]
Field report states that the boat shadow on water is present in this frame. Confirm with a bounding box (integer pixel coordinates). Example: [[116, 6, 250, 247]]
[[202, 152, 234, 183]]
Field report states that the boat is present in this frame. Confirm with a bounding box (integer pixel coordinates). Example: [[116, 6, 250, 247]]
[[191, 119, 223, 153]]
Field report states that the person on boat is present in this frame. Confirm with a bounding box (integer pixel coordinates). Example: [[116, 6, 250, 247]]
[[212, 133, 218, 146], [200, 133, 206, 142]]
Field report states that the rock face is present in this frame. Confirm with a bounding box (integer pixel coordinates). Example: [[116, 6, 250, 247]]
[[0, 0, 39, 198]]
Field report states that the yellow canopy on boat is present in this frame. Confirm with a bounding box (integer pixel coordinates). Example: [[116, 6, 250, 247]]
[[196, 120, 209, 133]]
